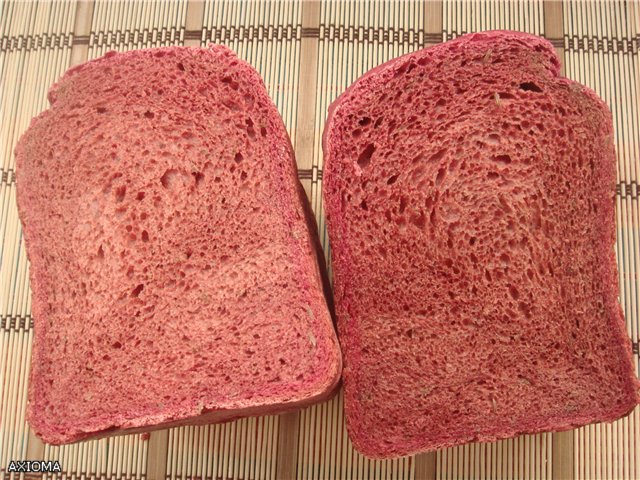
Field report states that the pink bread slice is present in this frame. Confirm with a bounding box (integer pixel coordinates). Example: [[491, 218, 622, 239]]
[[323, 31, 639, 458], [15, 45, 341, 444]]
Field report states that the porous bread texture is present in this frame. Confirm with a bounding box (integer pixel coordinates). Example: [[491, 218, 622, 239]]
[[323, 31, 640, 458], [16, 45, 341, 445]]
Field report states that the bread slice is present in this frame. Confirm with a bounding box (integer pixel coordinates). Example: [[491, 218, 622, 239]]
[[16, 45, 341, 444], [323, 31, 639, 458]]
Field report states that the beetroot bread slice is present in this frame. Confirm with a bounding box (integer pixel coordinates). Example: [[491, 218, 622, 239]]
[[15, 45, 341, 445], [323, 31, 640, 458]]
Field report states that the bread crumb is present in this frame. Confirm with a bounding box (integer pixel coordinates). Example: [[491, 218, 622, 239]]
[[519, 376, 533, 385], [565, 403, 578, 412], [494, 92, 502, 106], [140, 432, 150, 441], [419, 387, 433, 397], [187, 304, 201, 314]]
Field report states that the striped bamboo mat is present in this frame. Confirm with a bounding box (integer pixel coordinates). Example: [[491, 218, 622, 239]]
[[1, 1, 638, 479]]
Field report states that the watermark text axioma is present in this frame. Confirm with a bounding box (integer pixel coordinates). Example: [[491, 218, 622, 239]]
[[7, 460, 62, 473]]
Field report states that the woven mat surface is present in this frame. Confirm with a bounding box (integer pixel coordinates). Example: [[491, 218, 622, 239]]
[[1, 1, 638, 479]]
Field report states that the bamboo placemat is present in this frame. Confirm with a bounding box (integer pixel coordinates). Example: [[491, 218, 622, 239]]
[[1, 1, 638, 479]]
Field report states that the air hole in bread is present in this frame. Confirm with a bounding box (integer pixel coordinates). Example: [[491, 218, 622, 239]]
[[518, 302, 531, 318], [428, 148, 447, 163], [221, 76, 239, 90], [411, 165, 426, 183], [245, 118, 256, 139], [410, 212, 426, 229], [424, 196, 435, 210], [131, 284, 144, 297], [520, 81, 542, 93], [160, 169, 180, 189], [394, 61, 412, 76], [387, 174, 399, 185], [485, 269, 492, 282], [357, 144, 375, 168], [486, 134, 501, 145], [97, 107, 107, 114], [144, 111, 154, 119], [492, 154, 512, 165], [508, 285, 520, 301], [399, 196, 408, 213], [115, 186, 126, 202], [223, 99, 241, 111]]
